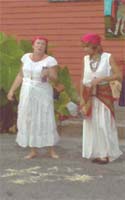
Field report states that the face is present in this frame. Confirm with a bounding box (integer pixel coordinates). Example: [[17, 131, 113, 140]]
[[81, 43, 95, 55], [32, 39, 47, 54]]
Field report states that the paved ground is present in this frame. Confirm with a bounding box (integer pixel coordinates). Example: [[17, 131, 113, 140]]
[[114, 104, 125, 139], [0, 131, 125, 200], [0, 104, 125, 200]]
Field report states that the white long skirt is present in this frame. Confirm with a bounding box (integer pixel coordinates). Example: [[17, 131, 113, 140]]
[[82, 97, 122, 161], [16, 79, 60, 148]]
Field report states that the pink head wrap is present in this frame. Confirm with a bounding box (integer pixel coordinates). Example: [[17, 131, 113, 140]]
[[81, 33, 101, 45], [32, 36, 48, 45]]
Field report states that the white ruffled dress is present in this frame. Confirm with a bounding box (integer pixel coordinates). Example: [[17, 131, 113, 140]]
[[16, 53, 60, 147], [82, 52, 122, 161]]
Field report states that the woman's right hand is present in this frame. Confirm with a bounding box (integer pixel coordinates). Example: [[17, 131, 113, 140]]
[[7, 90, 15, 101]]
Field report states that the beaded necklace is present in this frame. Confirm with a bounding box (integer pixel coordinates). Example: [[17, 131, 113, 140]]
[[89, 54, 101, 72]]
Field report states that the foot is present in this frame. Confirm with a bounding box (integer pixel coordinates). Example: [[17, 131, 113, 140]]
[[92, 158, 101, 163], [47, 147, 59, 159], [107, 28, 113, 34], [120, 31, 125, 36], [24, 152, 38, 159], [51, 153, 59, 159], [97, 157, 109, 164], [50, 152, 59, 159], [50, 150, 59, 159], [92, 157, 109, 164]]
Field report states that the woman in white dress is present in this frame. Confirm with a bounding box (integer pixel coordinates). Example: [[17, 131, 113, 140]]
[[80, 33, 122, 164], [7, 36, 60, 159]]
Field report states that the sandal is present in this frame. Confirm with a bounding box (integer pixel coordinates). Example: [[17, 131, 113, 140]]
[[97, 157, 109, 164], [92, 158, 101, 163]]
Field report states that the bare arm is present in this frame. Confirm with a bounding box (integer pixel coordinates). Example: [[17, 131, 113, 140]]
[[7, 66, 23, 101], [109, 55, 122, 82], [80, 59, 85, 105], [48, 65, 58, 81], [91, 55, 122, 86]]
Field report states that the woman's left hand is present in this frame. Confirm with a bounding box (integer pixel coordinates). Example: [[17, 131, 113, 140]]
[[42, 67, 49, 77], [91, 77, 102, 86]]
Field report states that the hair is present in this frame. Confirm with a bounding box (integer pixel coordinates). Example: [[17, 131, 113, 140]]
[[32, 36, 48, 44], [81, 33, 103, 54]]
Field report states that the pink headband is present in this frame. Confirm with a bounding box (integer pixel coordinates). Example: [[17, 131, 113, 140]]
[[81, 33, 101, 45], [32, 36, 48, 45]]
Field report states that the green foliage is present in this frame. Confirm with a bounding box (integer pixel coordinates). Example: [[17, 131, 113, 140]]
[[54, 67, 79, 120], [0, 88, 8, 107], [19, 40, 32, 54], [0, 32, 32, 132], [0, 32, 7, 44], [54, 91, 71, 116], [0, 33, 31, 93], [57, 66, 79, 103]]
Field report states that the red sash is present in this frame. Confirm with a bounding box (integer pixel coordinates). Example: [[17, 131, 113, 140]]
[[81, 84, 115, 118]]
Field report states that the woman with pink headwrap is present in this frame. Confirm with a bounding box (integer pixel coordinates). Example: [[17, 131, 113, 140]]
[[80, 33, 122, 164], [7, 36, 60, 159]]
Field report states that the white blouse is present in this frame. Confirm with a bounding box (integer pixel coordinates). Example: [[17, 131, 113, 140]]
[[21, 53, 58, 82]]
